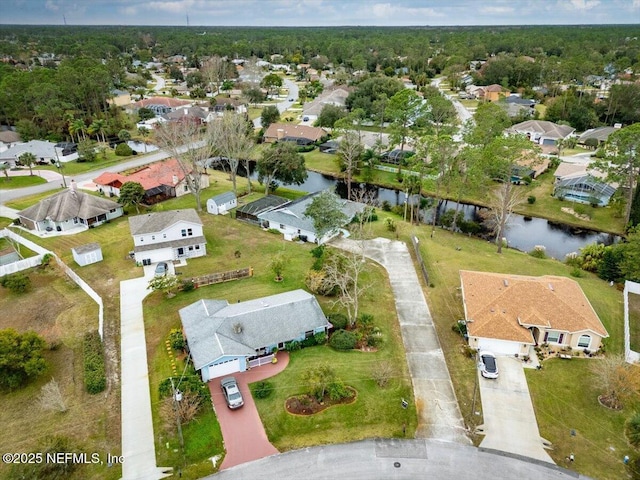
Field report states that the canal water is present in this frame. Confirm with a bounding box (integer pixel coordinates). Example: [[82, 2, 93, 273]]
[[245, 169, 618, 259]]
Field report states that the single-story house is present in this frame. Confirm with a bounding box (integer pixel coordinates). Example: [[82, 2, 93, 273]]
[[17, 183, 123, 233], [460, 270, 609, 356], [207, 191, 237, 215], [477, 84, 510, 102], [552, 162, 617, 206], [126, 96, 192, 115], [507, 120, 575, 147], [319, 140, 339, 154], [263, 123, 327, 144], [302, 87, 350, 122], [162, 106, 210, 125], [72, 243, 103, 266], [0, 130, 22, 153], [236, 195, 289, 224], [180, 289, 331, 381], [128, 209, 206, 264], [257, 190, 366, 244], [93, 158, 209, 204], [577, 126, 620, 147], [511, 153, 550, 182], [208, 98, 248, 115], [0, 140, 77, 167]]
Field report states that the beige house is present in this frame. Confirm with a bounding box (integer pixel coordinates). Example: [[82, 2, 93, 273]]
[[263, 123, 327, 144], [460, 270, 608, 356]]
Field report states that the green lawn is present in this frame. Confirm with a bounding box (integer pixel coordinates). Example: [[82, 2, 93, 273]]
[[526, 359, 636, 480], [37, 150, 143, 176], [0, 175, 48, 189], [629, 293, 640, 352]]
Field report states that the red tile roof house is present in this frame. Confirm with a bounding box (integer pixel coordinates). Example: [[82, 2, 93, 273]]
[[459, 270, 608, 357], [93, 158, 210, 205], [263, 123, 328, 145]]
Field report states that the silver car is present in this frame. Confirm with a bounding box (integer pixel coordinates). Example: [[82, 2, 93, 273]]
[[478, 351, 499, 379], [221, 376, 244, 409]]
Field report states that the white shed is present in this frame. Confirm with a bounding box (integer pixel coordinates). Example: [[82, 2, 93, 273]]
[[72, 243, 103, 266], [207, 191, 237, 215]]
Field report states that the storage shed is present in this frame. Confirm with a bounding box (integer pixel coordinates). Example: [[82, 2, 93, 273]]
[[207, 191, 237, 215], [72, 243, 103, 266]]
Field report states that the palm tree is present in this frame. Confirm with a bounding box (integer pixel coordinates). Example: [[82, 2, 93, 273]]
[[137, 126, 150, 153], [89, 119, 107, 144], [19, 152, 37, 176], [71, 119, 87, 141], [118, 129, 132, 142]]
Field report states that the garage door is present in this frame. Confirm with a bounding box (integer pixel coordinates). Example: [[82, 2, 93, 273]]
[[477, 338, 520, 356], [208, 358, 240, 380]]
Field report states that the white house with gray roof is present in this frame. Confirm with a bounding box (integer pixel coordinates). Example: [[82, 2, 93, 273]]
[[257, 191, 366, 244], [0, 140, 77, 167], [128, 209, 206, 264], [179, 289, 331, 381]]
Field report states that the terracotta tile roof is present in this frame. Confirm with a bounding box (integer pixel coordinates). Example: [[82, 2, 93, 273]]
[[94, 158, 188, 191], [460, 270, 608, 343]]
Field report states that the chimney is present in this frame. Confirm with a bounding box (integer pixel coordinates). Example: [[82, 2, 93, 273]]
[[277, 128, 285, 140]]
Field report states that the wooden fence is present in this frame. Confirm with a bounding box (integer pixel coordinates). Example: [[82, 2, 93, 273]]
[[189, 267, 253, 288]]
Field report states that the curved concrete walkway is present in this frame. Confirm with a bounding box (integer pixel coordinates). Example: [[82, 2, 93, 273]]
[[331, 237, 469, 444], [120, 265, 172, 480], [211, 354, 289, 470], [210, 438, 589, 480]]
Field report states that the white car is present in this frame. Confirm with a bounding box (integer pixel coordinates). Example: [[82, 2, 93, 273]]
[[478, 351, 499, 379]]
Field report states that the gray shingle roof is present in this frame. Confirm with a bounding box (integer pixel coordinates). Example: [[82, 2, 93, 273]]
[[0, 140, 59, 160], [72, 243, 101, 255], [209, 191, 236, 204], [18, 189, 122, 222], [578, 126, 617, 143], [508, 120, 575, 139], [128, 209, 202, 235], [133, 236, 206, 253], [179, 290, 330, 369]]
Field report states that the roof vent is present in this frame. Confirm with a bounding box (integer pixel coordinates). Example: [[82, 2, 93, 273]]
[[503, 279, 509, 287], [548, 283, 555, 291], [232, 323, 243, 334]]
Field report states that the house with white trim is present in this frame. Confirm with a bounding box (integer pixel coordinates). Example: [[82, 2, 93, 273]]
[[128, 209, 206, 264], [179, 289, 331, 381], [460, 270, 608, 357]]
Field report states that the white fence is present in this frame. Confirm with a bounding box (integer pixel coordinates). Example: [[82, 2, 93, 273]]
[[624, 280, 640, 364], [248, 354, 275, 369], [1, 228, 104, 339]]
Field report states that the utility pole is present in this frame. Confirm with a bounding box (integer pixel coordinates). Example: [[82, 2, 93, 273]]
[[170, 378, 184, 450]]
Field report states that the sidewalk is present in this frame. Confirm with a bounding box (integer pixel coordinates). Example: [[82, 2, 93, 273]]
[[331, 237, 470, 444]]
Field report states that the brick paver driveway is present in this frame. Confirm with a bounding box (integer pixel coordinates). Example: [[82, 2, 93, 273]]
[[209, 352, 289, 470]]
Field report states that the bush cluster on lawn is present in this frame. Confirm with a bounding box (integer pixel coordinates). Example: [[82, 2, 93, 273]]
[[330, 329, 357, 350], [0, 272, 31, 293], [115, 143, 134, 156], [168, 328, 185, 351], [0, 328, 47, 390], [158, 371, 209, 404], [252, 381, 274, 399], [83, 330, 106, 394]]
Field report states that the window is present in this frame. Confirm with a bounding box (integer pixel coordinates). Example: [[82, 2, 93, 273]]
[[544, 331, 564, 344], [187, 228, 192, 236], [163, 233, 167, 239], [280, 224, 285, 229], [188, 246, 193, 251], [181, 229, 186, 237], [184, 185, 189, 192], [140, 237, 143, 242], [195, 245, 200, 250], [577, 334, 591, 348]]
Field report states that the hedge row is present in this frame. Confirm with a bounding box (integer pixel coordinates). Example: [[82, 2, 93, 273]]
[[83, 331, 106, 394]]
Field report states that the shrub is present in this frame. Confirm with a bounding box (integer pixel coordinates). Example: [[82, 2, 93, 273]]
[[305, 269, 336, 296], [452, 321, 467, 337], [458, 220, 482, 235], [168, 328, 185, 351], [83, 331, 106, 394], [528, 245, 547, 259], [385, 217, 397, 232], [158, 374, 208, 402], [381, 200, 392, 211], [371, 361, 395, 387], [314, 332, 327, 345], [327, 381, 350, 401], [328, 313, 348, 330], [252, 381, 274, 399], [461, 345, 476, 358], [367, 333, 384, 348], [310, 245, 325, 258], [527, 195, 536, 204], [301, 336, 317, 348], [570, 267, 584, 278], [0, 272, 31, 293], [329, 329, 357, 350], [285, 340, 301, 351], [181, 279, 195, 292], [115, 143, 133, 156], [267, 228, 281, 234]]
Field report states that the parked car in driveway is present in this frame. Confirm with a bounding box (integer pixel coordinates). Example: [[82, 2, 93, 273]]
[[154, 262, 168, 276], [478, 351, 499, 379], [221, 376, 244, 409]]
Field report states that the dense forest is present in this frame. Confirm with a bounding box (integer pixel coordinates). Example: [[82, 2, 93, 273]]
[[0, 25, 638, 142]]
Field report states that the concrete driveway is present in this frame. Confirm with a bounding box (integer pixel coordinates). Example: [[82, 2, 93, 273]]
[[477, 356, 554, 463], [211, 354, 289, 470], [332, 237, 469, 444]]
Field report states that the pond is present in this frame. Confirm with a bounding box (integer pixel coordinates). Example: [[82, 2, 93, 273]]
[[245, 169, 618, 259]]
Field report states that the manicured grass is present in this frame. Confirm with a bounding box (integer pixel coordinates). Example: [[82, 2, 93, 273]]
[[0, 175, 48, 189], [526, 359, 637, 480], [302, 150, 341, 175], [629, 293, 640, 352], [37, 150, 143, 176]]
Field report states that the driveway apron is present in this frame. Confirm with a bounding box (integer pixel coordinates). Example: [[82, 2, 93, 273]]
[[332, 237, 469, 444], [212, 354, 288, 470], [120, 269, 171, 480], [477, 356, 554, 463]]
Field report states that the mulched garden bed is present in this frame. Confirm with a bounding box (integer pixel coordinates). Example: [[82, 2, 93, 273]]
[[285, 387, 357, 415]]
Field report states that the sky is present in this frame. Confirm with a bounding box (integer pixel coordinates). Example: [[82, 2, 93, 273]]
[[1, 0, 639, 26]]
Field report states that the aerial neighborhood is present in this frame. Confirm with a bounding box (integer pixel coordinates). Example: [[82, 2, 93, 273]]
[[1, 15, 640, 480]]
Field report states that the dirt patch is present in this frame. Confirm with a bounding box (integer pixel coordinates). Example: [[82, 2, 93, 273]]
[[561, 207, 591, 221], [285, 387, 357, 415]]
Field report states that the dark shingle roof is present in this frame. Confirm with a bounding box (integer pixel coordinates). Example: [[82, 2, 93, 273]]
[[236, 195, 289, 216], [18, 189, 121, 222]]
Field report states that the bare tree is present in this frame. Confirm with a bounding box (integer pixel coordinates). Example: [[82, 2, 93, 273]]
[[371, 361, 396, 388], [201, 56, 229, 96], [592, 354, 640, 410], [323, 250, 369, 327], [350, 188, 377, 242], [155, 121, 213, 212], [337, 130, 364, 201], [37, 378, 67, 413], [483, 182, 526, 254], [159, 390, 203, 427], [208, 112, 255, 194]]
